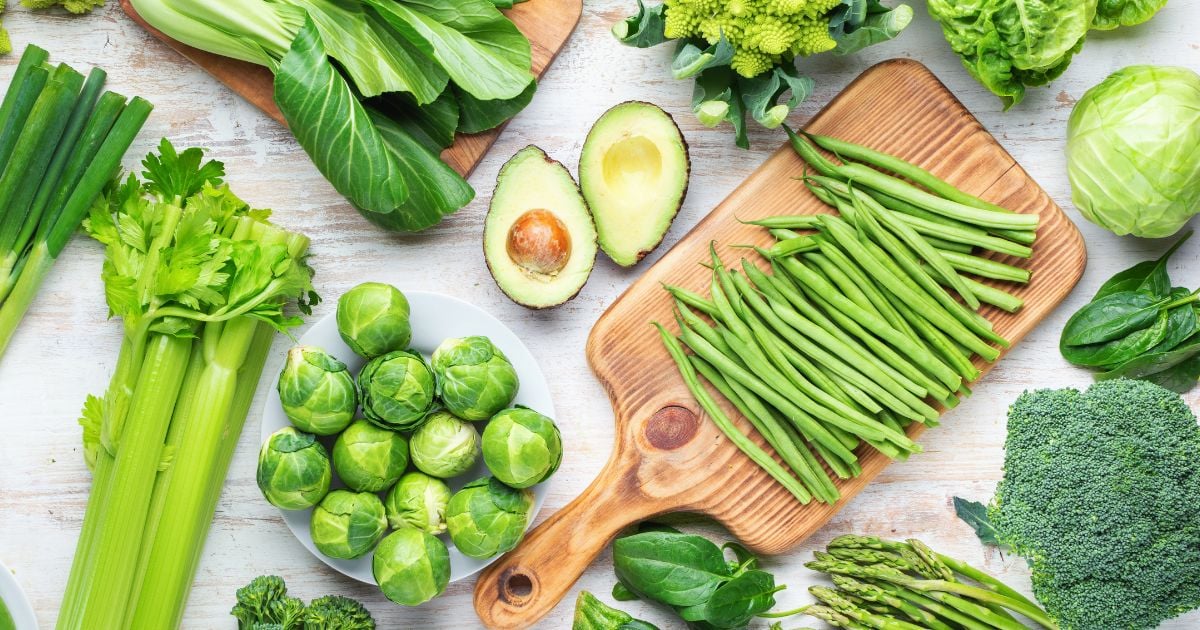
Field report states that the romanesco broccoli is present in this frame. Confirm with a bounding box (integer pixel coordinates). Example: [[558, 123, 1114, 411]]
[[20, 0, 105, 14], [988, 379, 1200, 629], [663, 0, 841, 77]]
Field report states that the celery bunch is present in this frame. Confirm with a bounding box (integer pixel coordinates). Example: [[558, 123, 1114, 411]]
[[57, 140, 317, 630], [0, 44, 152, 359]]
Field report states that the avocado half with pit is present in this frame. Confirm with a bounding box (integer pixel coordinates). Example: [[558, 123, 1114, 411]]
[[579, 101, 690, 267], [484, 146, 598, 309]]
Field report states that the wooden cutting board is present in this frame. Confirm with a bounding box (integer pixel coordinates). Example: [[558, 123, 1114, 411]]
[[473, 59, 1087, 628], [119, 0, 582, 177]]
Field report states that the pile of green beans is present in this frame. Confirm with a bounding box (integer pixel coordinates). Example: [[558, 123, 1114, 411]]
[[654, 132, 1037, 505]]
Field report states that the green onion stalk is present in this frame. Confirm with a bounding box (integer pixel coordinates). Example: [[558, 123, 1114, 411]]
[[0, 45, 152, 360], [56, 141, 316, 630]]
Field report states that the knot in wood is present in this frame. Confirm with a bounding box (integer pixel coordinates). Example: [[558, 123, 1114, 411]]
[[644, 405, 699, 450]]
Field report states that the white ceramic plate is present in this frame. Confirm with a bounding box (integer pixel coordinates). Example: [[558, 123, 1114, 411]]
[[0, 560, 37, 630], [260, 291, 554, 585]]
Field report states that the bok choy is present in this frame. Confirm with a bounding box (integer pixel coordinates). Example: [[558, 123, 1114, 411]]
[[128, 0, 537, 232], [57, 140, 317, 630]]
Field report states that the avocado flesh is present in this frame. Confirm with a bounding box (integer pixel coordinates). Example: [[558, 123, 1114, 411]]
[[485, 146, 598, 309], [580, 101, 690, 267]]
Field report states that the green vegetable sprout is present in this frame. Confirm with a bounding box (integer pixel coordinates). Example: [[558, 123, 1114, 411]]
[[409, 411, 481, 478], [309, 490, 388, 560], [385, 471, 452, 535], [332, 420, 409, 493], [431, 336, 519, 421], [481, 406, 562, 489], [336, 282, 412, 359], [256, 427, 332, 511], [358, 349, 436, 431], [372, 528, 451, 607], [446, 476, 533, 559], [277, 346, 358, 435]]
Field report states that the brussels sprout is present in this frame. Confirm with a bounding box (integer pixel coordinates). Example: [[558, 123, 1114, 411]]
[[358, 350, 436, 431], [446, 477, 533, 559], [409, 411, 480, 478], [1067, 65, 1200, 238], [310, 490, 388, 559], [337, 282, 412, 358], [257, 427, 332, 510], [277, 346, 358, 435], [332, 420, 409, 492], [482, 406, 562, 489], [385, 471, 452, 534], [372, 528, 450, 607], [431, 336, 519, 421]]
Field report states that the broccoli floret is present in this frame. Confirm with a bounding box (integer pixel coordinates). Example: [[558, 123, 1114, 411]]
[[303, 595, 375, 630], [231, 576, 306, 630], [20, 0, 105, 14], [662, 0, 841, 77], [989, 379, 1200, 629]]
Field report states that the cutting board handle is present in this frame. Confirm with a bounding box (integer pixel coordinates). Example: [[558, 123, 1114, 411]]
[[473, 404, 702, 628]]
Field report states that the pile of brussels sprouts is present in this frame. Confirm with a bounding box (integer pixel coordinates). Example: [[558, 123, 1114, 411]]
[[256, 282, 563, 607]]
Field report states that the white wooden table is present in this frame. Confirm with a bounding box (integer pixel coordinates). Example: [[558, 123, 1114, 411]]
[[0, 2, 1197, 628]]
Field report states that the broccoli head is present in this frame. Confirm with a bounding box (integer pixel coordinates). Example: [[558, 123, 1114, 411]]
[[230, 576, 306, 630], [662, 0, 842, 77], [20, 0, 106, 14], [989, 379, 1200, 629], [303, 595, 375, 630]]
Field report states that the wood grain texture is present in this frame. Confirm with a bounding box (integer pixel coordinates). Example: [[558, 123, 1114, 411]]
[[1, 2, 1198, 628], [473, 58, 1086, 629], [118, 0, 583, 177]]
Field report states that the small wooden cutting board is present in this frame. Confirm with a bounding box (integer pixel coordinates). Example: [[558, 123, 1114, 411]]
[[119, 0, 582, 177], [473, 59, 1087, 628]]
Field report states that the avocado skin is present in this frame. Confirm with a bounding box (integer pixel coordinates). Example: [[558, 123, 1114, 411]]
[[579, 101, 691, 267], [484, 146, 598, 310]]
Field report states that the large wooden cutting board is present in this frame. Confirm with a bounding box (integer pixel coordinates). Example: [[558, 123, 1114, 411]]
[[119, 0, 582, 177], [473, 59, 1087, 628]]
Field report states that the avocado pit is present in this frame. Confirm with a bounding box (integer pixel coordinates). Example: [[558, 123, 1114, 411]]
[[506, 209, 572, 276]]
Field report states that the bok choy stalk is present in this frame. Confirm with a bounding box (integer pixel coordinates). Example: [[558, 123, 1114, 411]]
[[0, 44, 152, 360], [128, 0, 537, 232], [57, 140, 316, 630]]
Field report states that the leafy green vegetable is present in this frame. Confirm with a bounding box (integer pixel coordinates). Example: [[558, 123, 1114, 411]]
[[129, 0, 536, 231], [966, 380, 1200, 629], [951, 497, 1004, 547], [1067, 65, 1200, 238], [230, 576, 375, 630], [1093, 0, 1167, 29], [572, 591, 659, 630]]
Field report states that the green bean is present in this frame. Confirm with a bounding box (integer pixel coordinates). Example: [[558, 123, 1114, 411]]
[[664, 283, 719, 318], [677, 321, 857, 464], [892, 211, 1032, 258], [786, 125, 840, 177], [746, 215, 821, 230], [807, 248, 918, 343], [938, 250, 1032, 284], [818, 215, 1003, 359], [871, 187, 1037, 246], [893, 298, 982, 382], [836, 162, 1038, 231], [927, 271, 1024, 313], [923, 235, 974, 254], [691, 355, 835, 503], [737, 270, 938, 422], [813, 438, 861, 480], [763, 259, 950, 398], [852, 189, 982, 309], [771, 235, 820, 257], [769, 227, 805, 242], [655, 323, 812, 503]]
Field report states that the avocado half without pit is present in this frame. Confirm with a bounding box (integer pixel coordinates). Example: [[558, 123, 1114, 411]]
[[580, 101, 690, 267], [484, 146, 598, 309]]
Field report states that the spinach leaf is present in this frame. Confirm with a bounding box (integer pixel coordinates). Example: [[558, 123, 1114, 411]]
[[274, 18, 410, 218], [612, 531, 732, 608], [702, 570, 780, 629], [1146, 301, 1200, 355], [363, 108, 474, 231], [1094, 231, 1191, 300], [1097, 334, 1200, 392], [612, 0, 668, 48], [367, 0, 533, 101], [1063, 308, 1171, 368], [572, 591, 661, 630], [370, 90, 460, 153], [722, 542, 758, 572], [954, 497, 1005, 547], [1060, 290, 1166, 346], [611, 580, 639, 602], [1143, 354, 1200, 393], [672, 37, 734, 80], [454, 80, 537, 134]]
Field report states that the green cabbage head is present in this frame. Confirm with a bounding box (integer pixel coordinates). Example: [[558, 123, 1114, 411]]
[[1067, 65, 1200, 238]]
